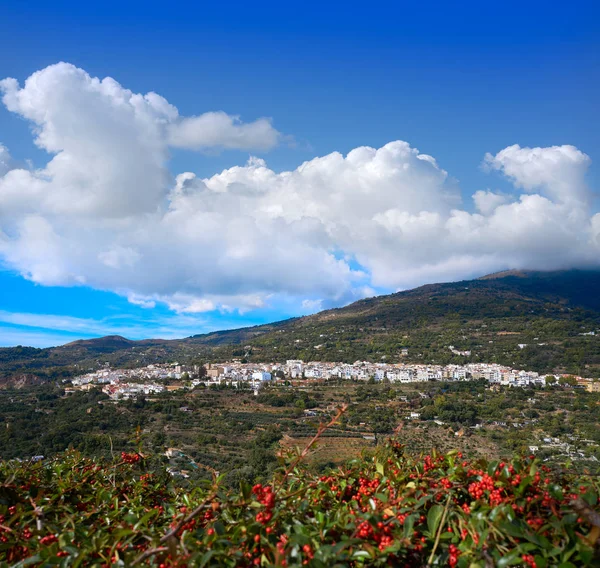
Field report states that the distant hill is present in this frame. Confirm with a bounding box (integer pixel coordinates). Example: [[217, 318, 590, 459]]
[[61, 335, 138, 352], [1, 269, 600, 384], [0, 335, 187, 386]]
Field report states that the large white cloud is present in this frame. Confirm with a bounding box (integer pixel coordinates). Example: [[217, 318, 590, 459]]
[[0, 63, 598, 315], [0, 63, 281, 219]]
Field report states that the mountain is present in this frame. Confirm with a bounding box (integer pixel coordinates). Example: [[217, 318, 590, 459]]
[[190, 269, 600, 375], [1, 269, 600, 384]]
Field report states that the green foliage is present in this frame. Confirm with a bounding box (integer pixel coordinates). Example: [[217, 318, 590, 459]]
[[1, 444, 599, 566]]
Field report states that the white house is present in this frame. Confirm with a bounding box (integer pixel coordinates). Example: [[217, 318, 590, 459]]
[[252, 371, 272, 382]]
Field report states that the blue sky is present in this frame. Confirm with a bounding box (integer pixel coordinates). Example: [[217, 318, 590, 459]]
[[0, 0, 598, 347]]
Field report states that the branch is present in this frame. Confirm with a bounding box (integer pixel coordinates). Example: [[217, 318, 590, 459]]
[[281, 405, 348, 483], [28, 496, 44, 531], [130, 546, 169, 566], [571, 497, 600, 528], [159, 493, 216, 544], [427, 494, 452, 566]]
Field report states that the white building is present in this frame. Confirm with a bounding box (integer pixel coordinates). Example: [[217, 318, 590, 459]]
[[252, 371, 272, 382]]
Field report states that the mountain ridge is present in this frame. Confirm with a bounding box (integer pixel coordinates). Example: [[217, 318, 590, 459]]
[[1, 269, 600, 383]]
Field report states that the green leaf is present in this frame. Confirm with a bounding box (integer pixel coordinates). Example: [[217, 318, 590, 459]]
[[240, 480, 251, 500], [487, 460, 499, 476], [427, 504, 444, 536], [376, 461, 385, 476], [214, 521, 225, 535], [13, 556, 43, 567], [134, 509, 159, 530], [548, 484, 563, 500], [199, 550, 215, 567], [403, 514, 416, 539], [496, 551, 522, 567], [374, 492, 388, 503], [498, 520, 526, 538], [582, 489, 598, 507]]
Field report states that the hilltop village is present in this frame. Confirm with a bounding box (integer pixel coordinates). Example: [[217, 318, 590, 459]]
[[68, 359, 600, 399]]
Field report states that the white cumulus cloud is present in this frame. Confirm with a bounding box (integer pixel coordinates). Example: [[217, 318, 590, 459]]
[[0, 62, 598, 316], [483, 144, 592, 205], [169, 111, 280, 151], [472, 190, 507, 215]]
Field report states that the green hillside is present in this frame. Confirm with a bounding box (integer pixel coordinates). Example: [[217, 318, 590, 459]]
[[202, 270, 600, 376], [1, 269, 600, 384]]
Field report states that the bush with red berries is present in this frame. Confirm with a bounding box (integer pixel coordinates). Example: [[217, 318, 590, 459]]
[[1, 441, 599, 566]]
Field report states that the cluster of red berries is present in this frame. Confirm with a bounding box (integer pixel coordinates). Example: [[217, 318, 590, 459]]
[[301, 544, 314, 565], [174, 506, 198, 532], [357, 521, 373, 539], [510, 474, 522, 487], [276, 534, 288, 557], [378, 535, 393, 551], [422, 455, 435, 473], [319, 475, 335, 484], [448, 544, 460, 567], [356, 518, 395, 552], [39, 534, 58, 545], [488, 488, 504, 506], [466, 467, 485, 477], [317, 475, 343, 500], [120, 452, 141, 464], [253, 484, 275, 525], [468, 473, 495, 500], [522, 553, 537, 567], [526, 517, 544, 530], [355, 476, 380, 500], [511, 503, 526, 514]]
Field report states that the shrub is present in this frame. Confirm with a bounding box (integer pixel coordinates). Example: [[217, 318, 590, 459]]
[[1, 444, 599, 566]]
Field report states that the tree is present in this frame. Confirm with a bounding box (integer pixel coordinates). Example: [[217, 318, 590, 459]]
[[558, 375, 577, 387], [420, 406, 436, 421]]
